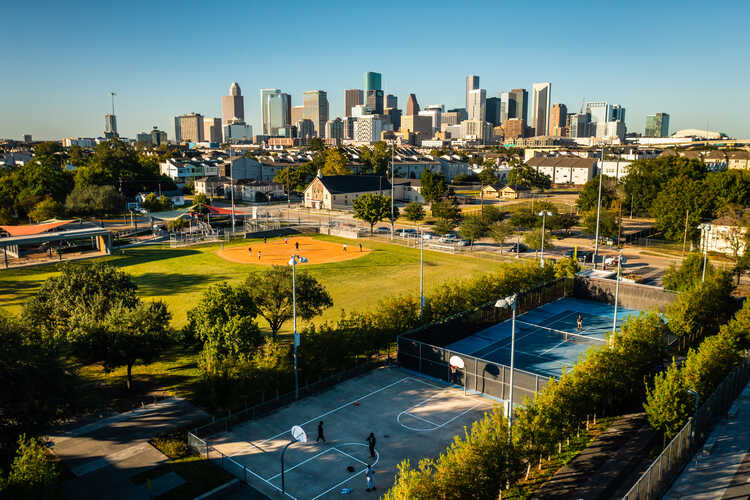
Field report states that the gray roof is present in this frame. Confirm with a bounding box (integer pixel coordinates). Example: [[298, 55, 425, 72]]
[[318, 175, 391, 194]]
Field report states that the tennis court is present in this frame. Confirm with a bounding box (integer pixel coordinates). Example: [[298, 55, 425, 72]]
[[446, 297, 641, 378], [202, 366, 494, 499]]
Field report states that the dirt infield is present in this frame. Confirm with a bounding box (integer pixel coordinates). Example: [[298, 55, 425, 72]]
[[216, 236, 370, 266]]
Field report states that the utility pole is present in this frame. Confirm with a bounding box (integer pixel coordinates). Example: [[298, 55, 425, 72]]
[[390, 143, 395, 240], [682, 209, 689, 256], [593, 146, 604, 269], [229, 144, 236, 235]]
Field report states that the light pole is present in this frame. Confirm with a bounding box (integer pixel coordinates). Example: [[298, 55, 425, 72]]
[[495, 294, 517, 436], [538, 210, 552, 267], [699, 224, 711, 282], [419, 226, 425, 321], [390, 143, 395, 241], [612, 248, 623, 333], [593, 147, 604, 269], [229, 144, 236, 235], [288, 255, 309, 400]]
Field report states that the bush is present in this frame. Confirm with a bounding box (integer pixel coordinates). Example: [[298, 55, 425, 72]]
[[1, 434, 60, 500]]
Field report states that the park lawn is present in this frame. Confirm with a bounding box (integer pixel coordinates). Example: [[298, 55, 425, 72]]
[[0, 234, 497, 333]]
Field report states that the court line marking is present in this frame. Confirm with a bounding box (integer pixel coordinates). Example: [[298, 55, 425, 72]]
[[231, 455, 298, 500], [266, 448, 337, 481], [397, 389, 485, 432], [309, 444, 379, 500], [403, 411, 440, 427]]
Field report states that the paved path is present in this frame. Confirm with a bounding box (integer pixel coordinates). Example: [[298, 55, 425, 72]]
[[665, 380, 750, 499], [50, 397, 208, 500]]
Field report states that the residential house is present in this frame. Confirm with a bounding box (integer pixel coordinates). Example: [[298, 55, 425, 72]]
[[525, 156, 596, 185], [304, 173, 391, 210], [501, 185, 530, 199], [728, 151, 750, 170]]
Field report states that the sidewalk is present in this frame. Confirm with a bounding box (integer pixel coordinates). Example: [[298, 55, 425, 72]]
[[664, 380, 750, 499]]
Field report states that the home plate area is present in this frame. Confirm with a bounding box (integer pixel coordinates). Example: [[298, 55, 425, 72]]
[[206, 366, 495, 499]]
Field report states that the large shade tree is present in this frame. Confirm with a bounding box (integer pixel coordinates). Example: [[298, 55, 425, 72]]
[[352, 193, 398, 233]]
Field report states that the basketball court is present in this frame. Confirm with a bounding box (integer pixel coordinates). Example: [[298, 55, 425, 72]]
[[446, 297, 642, 378], [216, 236, 370, 266], [203, 366, 494, 499]]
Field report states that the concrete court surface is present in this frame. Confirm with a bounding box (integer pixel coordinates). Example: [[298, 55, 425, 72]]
[[207, 366, 496, 499], [50, 396, 209, 500], [665, 379, 750, 499]]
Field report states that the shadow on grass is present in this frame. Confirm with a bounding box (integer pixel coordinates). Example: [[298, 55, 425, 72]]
[[0, 278, 46, 309], [134, 272, 219, 298], [107, 248, 202, 267]]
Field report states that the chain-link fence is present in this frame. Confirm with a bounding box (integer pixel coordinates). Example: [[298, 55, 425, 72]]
[[622, 353, 750, 500]]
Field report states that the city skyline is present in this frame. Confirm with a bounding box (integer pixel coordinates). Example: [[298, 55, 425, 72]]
[[2, 0, 749, 140]]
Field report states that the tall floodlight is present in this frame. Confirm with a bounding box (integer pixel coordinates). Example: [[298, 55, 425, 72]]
[[593, 148, 604, 268], [495, 294, 517, 436], [288, 255, 308, 399], [538, 210, 552, 267]]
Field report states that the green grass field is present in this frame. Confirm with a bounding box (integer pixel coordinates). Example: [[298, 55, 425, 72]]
[[0, 234, 497, 333]]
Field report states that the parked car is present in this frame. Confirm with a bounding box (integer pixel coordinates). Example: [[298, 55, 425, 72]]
[[398, 228, 418, 238], [374, 227, 390, 235], [509, 242, 528, 253], [422, 232, 437, 240], [455, 239, 470, 247], [604, 255, 627, 266], [440, 234, 459, 243]]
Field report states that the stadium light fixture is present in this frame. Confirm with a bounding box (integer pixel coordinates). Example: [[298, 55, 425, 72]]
[[538, 211, 553, 267], [288, 255, 308, 399], [495, 294, 517, 436]]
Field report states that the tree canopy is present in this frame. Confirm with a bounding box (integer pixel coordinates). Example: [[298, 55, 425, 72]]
[[352, 193, 397, 233], [403, 202, 425, 222], [576, 175, 618, 212], [420, 170, 448, 204]]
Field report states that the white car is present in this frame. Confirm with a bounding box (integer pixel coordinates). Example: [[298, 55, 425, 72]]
[[604, 255, 627, 266]]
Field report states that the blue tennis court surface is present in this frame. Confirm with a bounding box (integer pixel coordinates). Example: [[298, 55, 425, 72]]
[[445, 297, 642, 378]]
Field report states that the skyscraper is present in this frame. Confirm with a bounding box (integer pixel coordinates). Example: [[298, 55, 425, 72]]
[[406, 94, 420, 115], [222, 82, 245, 124], [366, 89, 384, 114], [174, 113, 204, 143], [508, 89, 528, 123], [549, 104, 568, 136], [585, 101, 611, 124], [325, 118, 344, 142], [364, 72, 382, 94], [291, 106, 305, 125], [485, 97, 501, 126], [260, 89, 281, 135], [385, 94, 397, 109], [467, 88, 486, 121], [283, 94, 291, 129], [345, 89, 364, 117], [268, 93, 290, 135], [204, 117, 223, 143], [531, 82, 551, 136], [610, 104, 626, 122], [465, 75, 480, 111], [303, 90, 329, 137], [104, 114, 118, 138], [645, 113, 670, 137], [499, 92, 509, 123]]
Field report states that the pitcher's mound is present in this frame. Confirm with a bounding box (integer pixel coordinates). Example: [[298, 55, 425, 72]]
[[216, 236, 370, 266]]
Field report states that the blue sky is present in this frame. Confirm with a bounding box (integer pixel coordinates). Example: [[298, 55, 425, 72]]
[[2, 0, 749, 140]]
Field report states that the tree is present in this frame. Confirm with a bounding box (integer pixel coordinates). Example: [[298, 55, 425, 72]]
[[352, 193, 396, 233], [27, 198, 64, 222], [322, 149, 352, 175], [479, 206, 505, 224], [432, 218, 455, 236], [478, 167, 498, 187], [187, 283, 262, 373], [243, 266, 333, 336], [623, 156, 706, 216], [663, 253, 713, 292], [554, 256, 580, 278], [509, 208, 538, 230], [3, 434, 60, 500], [420, 169, 448, 204], [458, 215, 488, 248], [140, 193, 171, 212], [576, 175, 618, 211], [70, 301, 172, 390], [523, 228, 553, 250], [665, 271, 735, 343], [403, 202, 425, 222], [583, 209, 618, 238], [651, 175, 712, 241], [489, 221, 514, 253], [193, 192, 208, 206], [507, 164, 551, 190], [644, 360, 693, 440], [704, 170, 750, 212], [23, 263, 139, 342], [309, 137, 325, 152], [359, 142, 391, 175], [274, 163, 317, 193], [430, 199, 460, 222], [65, 184, 124, 216], [549, 212, 578, 234]]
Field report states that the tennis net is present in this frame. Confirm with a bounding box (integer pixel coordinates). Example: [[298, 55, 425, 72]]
[[515, 320, 607, 346]]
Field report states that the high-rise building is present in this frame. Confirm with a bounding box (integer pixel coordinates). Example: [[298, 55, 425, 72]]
[[569, 113, 591, 138], [448, 108, 468, 121], [283, 94, 291, 129], [531, 82, 551, 137], [406, 94, 420, 115], [23, 134, 32, 144], [268, 93, 290, 135], [222, 82, 245, 124], [291, 105, 305, 125], [343, 116, 357, 139], [585, 101, 611, 124], [354, 115, 383, 143], [485, 97, 501, 126], [401, 114, 433, 137], [419, 110, 440, 135], [364, 72, 382, 94], [465, 75, 480, 111], [260, 89, 281, 135], [610, 104, 626, 122], [645, 112, 670, 137], [441, 111, 462, 127], [499, 92, 509, 123], [503, 118, 526, 139], [104, 114, 118, 138], [467, 88, 486, 121], [384, 108, 401, 131], [174, 113, 204, 143], [549, 104, 568, 136], [296, 119, 315, 144], [508, 89, 528, 123], [345, 89, 364, 117], [325, 118, 344, 142], [223, 121, 253, 142], [366, 89, 384, 114], [461, 120, 492, 143], [303, 90, 329, 136], [385, 94, 397, 109], [150, 127, 167, 146], [204, 117, 222, 143]]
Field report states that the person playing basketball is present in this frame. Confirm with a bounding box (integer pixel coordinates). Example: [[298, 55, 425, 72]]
[[577, 313, 583, 332]]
